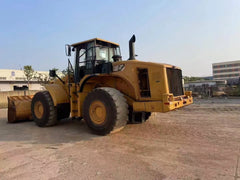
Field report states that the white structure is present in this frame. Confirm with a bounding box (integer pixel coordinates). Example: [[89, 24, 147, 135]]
[[212, 60, 240, 80], [184, 80, 226, 89], [0, 69, 49, 91]]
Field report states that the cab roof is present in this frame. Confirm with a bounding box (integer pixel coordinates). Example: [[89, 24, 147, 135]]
[[71, 38, 119, 47]]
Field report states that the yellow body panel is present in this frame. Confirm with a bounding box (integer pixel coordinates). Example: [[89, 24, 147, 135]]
[[112, 60, 174, 101], [44, 84, 69, 106], [128, 93, 193, 112]]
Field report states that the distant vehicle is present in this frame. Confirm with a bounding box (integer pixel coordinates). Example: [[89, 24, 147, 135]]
[[212, 91, 227, 97]]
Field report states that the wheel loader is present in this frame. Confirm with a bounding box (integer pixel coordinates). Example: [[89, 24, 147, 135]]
[[8, 35, 193, 135]]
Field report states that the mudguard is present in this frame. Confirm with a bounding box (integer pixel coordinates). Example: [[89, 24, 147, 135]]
[[44, 84, 69, 106]]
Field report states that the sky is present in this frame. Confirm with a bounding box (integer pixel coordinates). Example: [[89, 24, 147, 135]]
[[0, 0, 240, 76]]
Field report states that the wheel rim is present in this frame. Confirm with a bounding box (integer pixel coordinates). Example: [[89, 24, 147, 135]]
[[34, 101, 44, 119], [89, 100, 107, 125]]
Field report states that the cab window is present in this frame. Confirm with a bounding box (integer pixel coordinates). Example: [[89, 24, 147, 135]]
[[96, 47, 108, 61]]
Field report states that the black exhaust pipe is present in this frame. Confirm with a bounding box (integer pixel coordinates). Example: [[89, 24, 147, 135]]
[[128, 35, 136, 60]]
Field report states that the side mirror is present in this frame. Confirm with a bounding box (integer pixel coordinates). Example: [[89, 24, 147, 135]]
[[49, 69, 56, 77], [65, 44, 71, 56]]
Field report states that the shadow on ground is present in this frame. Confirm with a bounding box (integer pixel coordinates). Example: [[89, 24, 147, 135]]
[[0, 109, 99, 144]]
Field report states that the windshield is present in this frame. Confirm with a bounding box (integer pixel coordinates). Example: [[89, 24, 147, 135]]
[[96, 46, 121, 62]]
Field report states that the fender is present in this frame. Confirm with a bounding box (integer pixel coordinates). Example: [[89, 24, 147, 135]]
[[44, 84, 69, 106], [79, 75, 97, 92], [79, 74, 137, 100]]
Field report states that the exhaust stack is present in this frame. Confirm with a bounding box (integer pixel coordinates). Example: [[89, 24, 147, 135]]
[[128, 35, 136, 60]]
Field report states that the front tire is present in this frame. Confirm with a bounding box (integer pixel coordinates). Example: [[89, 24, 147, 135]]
[[83, 87, 128, 135], [31, 91, 57, 127]]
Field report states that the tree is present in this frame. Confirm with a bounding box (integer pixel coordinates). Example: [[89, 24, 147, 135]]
[[34, 73, 49, 84], [183, 76, 204, 83], [61, 67, 73, 77], [23, 65, 35, 84], [61, 68, 68, 77]]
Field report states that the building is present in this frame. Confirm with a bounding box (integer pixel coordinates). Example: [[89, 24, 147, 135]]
[[212, 60, 240, 80], [0, 69, 49, 91]]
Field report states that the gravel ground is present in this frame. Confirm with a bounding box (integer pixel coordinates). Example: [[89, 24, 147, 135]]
[[0, 98, 240, 180]]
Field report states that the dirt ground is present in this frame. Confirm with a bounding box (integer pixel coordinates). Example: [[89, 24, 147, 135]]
[[0, 98, 240, 180]]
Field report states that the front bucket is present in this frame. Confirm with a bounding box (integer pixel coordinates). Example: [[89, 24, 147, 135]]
[[8, 95, 34, 123]]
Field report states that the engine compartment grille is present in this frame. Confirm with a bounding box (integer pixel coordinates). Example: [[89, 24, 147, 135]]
[[166, 68, 184, 96]]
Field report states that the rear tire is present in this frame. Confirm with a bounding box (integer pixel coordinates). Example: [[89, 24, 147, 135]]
[[31, 91, 57, 127], [83, 87, 128, 135]]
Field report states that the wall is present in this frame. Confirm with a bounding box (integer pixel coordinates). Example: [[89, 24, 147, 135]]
[[29, 84, 44, 90], [0, 84, 13, 91], [0, 82, 45, 91], [0, 90, 39, 108]]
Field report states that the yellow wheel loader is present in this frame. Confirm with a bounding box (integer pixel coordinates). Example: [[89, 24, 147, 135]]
[[8, 35, 193, 135]]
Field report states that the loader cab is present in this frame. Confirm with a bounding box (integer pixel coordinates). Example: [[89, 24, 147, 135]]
[[67, 38, 122, 83]]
